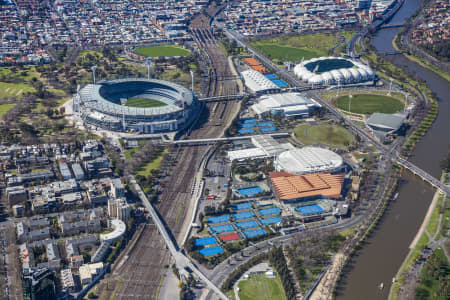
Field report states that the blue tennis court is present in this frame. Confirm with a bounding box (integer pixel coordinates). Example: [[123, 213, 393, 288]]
[[198, 246, 223, 257], [240, 118, 257, 124], [260, 126, 277, 132], [259, 207, 281, 216], [257, 121, 274, 127], [235, 220, 259, 229], [238, 186, 263, 197], [195, 236, 217, 246], [244, 228, 267, 238], [296, 204, 324, 215], [260, 217, 281, 225], [238, 128, 254, 135], [210, 224, 234, 233], [264, 74, 278, 80], [231, 202, 252, 211], [207, 215, 230, 224], [272, 79, 289, 88], [233, 211, 254, 220], [240, 123, 254, 128]]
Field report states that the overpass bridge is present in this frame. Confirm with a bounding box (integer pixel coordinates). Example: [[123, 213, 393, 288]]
[[172, 132, 290, 145], [379, 23, 405, 29], [379, 50, 409, 56], [128, 176, 229, 299], [198, 93, 248, 102], [224, 29, 449, 196]]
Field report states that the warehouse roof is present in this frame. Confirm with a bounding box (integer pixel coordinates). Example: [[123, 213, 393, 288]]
[[366, 112, 406, 132], [240, 70, 280, 93]]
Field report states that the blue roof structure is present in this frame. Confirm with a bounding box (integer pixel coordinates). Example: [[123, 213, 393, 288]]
[[260, 126, 277, 132], [243, 228, 267, 238], [240, 123, 255, 128], [194, 236, 217, 246], [199, 246, 223, 256], [238, 186, 263, 197], [231, 202, 252, 211], [259, 207, 281, 216], [296, 204, 324, 215], [272, 79, 289, 88], [257, 121, 274, 127], [207, 215, 230, 224], [210, 224, 234, 233], [264, 74, 278, 80], [235, 220, 259, 229], [238, 128, 254, 135], [260, 217, 281, 225], [232, 211, 254, 220]]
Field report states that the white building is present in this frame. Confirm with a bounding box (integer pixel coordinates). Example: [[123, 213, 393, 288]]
[[100, 219, 126, 243], [250, 92, 321, 117], [60, 269, 75, 292], [274, 147, 344, 174], [227, 135, 295, 161], [79, 262, 104, 285], [240, 70, 280, 94]]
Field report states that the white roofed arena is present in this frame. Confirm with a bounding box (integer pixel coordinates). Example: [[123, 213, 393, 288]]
[[294, 57, 375, 86], [73, 78, 198, 134]]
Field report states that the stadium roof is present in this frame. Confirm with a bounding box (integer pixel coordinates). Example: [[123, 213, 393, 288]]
[[269, 172, 344, 201], [240, 70, 280, 93], [251, 92, 321, 116], [366, 112, 406, 132], [227, 135, 294, 161], [275, 147, 343, 174]]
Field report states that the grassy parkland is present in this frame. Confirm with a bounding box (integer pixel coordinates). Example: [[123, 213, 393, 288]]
[[134, 45, 190, 58], [238, 273, 287, 300], [294, 123, 352, 147], [125, 97, 167, 108], [334, 94, 404, 115]]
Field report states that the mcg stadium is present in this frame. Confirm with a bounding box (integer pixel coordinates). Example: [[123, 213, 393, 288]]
[[74, 78, 198, 134], [293, 57, 375, 86]]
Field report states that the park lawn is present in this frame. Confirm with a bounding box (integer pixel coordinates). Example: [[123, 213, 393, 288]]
[[0, 103, 16, 118], [293, 123, 315, 145], [0, 81, 35, 99], [134, 45, 190, 58], [307, 125, 352, 147], [238, 273, 286, 300], [415, 247, 449, 300], [125, 97, 167, 108], [136, 149, 168, 176], [426, 194, 444, 238], [250, 33, 342, 61], [0, 66, 42, 81], [335, 94, 404, 114]]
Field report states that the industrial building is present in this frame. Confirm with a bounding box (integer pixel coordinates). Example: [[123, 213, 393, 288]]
[[294, 57, 375, 86], [269, 172, 345, 202], [75, 78, 198, 134], [274, 147, 344, 175], [250, 92, 321, 117], [240, 70, 280, 94]]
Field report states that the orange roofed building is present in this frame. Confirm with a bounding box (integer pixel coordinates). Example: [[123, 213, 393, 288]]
[[269, 172, 345, 203]]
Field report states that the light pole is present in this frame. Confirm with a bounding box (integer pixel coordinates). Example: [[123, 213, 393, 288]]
[[190, 70, 194, 92], [348, 94, 353, 113], [91, 66, 97, 84], [120, 98, 127, 131], [146, 59, 151, 80], [388, 78, 393, 96]]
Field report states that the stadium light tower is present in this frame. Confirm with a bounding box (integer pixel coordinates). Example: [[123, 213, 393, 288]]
[[120, 98, 127, 131], [91, 66, 97, 84], [146, 59, 151, 80], [190, 70, 194, 92], [388, 78, 393, 96], [348, 94, 353, 113]]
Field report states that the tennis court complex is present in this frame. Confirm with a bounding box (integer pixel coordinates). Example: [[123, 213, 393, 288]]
[[233, 211, 255, 220], [207, 215, 230, 224], [195, 236, 217, 246], [210, 224, 234, 233], [259, 207, 281, 216], [231, 202, 252, 211], [260, 217, 281, 225], [199, 246, 224, 257], [220, 233, 241, 242], [296, 204, 324, 215], [238, 186, 263, 197], [244, 228, 267, 238], [235, 220, 259, 229]]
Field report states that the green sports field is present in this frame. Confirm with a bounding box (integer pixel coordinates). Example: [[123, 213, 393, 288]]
[[335, 94, 404, 114], [134, 45, 190, 57], [294, 123, 352, 147], [0, 82, 35, 99], [250, 33, 345, 61], [238, 273, 286, 300], [125, 97, 167, 108]]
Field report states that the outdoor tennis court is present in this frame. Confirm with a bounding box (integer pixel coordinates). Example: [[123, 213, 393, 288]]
[[296, 204, 324, 215], [207, 215, 230, 224], [233, 211, 255, 220], [257, 121, 274, 127], [259, 207, 281, 216], [240, 118, 257, 124], [231, 202, 252, 211], [198, 246, 223, 257], [272, 79, 289, 88], [264, 74, 278, 80], [260, 217, 281, 225], [195, 236, 217, 246], [220, 233, 241, 242], [210, 224, 234, 233], [238, 186, 263, 197], [260, 126, 277, 132], [235, 220, 259, 229], [238, 128, 254, 135], [244, 228, 267, 238]]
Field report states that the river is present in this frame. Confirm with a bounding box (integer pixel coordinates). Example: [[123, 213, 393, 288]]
[[335, 0, 450, 299]]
